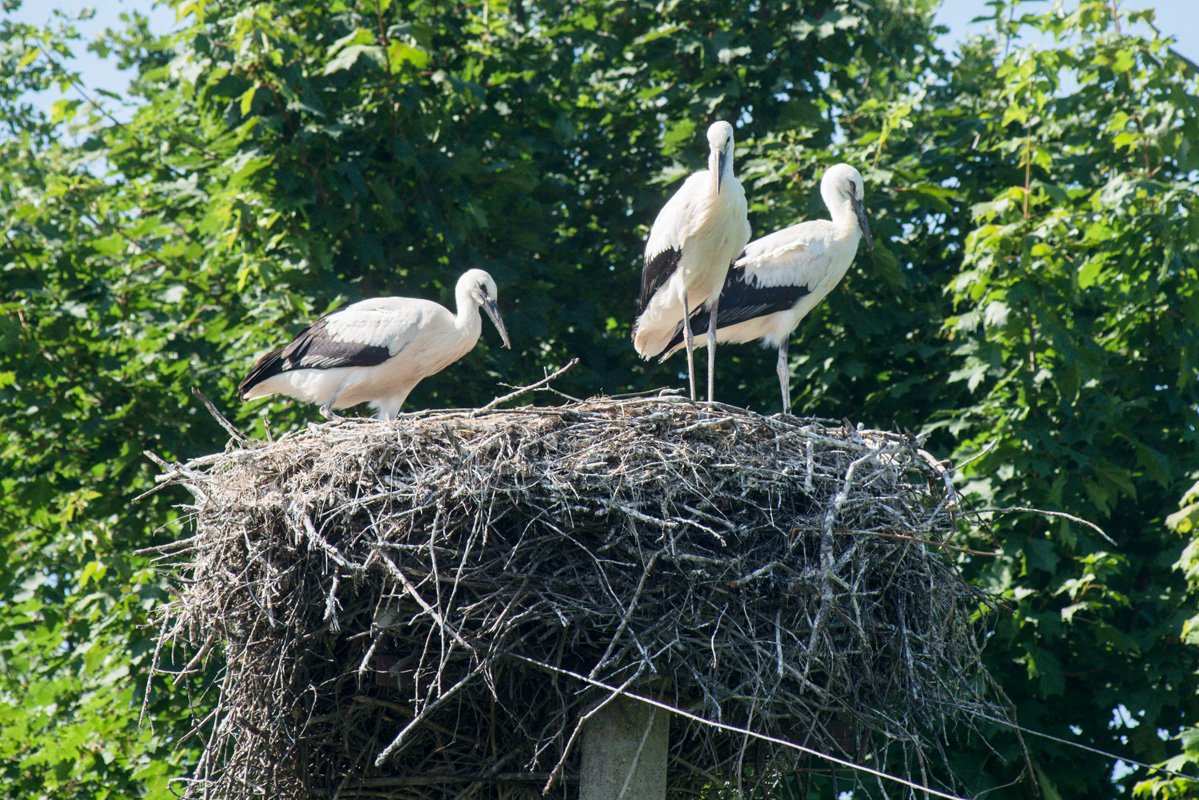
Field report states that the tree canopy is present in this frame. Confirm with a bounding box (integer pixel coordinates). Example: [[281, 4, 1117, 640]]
[[2, 0, 1198, 797]]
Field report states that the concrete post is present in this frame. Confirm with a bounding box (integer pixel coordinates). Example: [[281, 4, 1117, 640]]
[[579, 694, 669, 800]]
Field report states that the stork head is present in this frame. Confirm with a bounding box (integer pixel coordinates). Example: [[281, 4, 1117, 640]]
[[706, 121, 736, 193], [821, 163, 873, 251], [458, 268, 512, 349]]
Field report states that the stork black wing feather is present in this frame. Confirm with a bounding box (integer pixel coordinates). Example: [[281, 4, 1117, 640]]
[[238, 315, 391, 397], [638, 247, 682, 315], [660, 269, 813, 356], [279, 316, 393, 370]]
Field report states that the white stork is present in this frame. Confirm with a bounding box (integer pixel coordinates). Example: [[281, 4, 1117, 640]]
[[632, 120, 750, 402], [238, 268, 511, 420], [660, 163, 873, 414]]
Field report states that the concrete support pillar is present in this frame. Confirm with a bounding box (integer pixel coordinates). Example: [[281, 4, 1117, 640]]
[[579, 694, 669, 800]]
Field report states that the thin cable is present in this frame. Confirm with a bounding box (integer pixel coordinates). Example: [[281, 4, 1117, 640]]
[[513, 656, 972, 800], [967, 710, 1198, 783]]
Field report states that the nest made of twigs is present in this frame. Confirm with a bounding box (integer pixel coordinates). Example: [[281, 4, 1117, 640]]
[[150, 395, 1006, 800]]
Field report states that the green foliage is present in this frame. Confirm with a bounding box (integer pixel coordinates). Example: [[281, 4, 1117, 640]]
[[1137, 477, 1199, 799], [924, 2, 1199, 796], [2, 0, 1199, 797], [0, 7, 232, 799]]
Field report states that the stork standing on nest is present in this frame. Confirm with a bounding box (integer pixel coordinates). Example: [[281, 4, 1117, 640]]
[[633, 120, 750, 402], [239, 268, 511, 420], [661, 163, 873, 414]]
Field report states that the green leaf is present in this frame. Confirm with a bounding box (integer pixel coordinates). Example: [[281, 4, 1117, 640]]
[[1167, 503, 1199, 535], [387, 40, 429, 70], [1077, 256, 1104, 288], [324, 43, 385, 75], [1033, 760, 1066, 800], [1026, 645, 1065, 696], [239, 85, 259, 116]]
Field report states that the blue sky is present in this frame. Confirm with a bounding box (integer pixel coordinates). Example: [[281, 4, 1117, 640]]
[[934, 0, 1198, 60], [11, 0, 1199, 112]]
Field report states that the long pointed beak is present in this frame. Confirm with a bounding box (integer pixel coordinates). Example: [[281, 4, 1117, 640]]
[[483, 298, 511, 349], [717, 149, 728, 194], [850, 190, 873, 251]]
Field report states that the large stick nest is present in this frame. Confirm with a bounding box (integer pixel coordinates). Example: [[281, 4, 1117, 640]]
[[152, 396, 1006, 799]]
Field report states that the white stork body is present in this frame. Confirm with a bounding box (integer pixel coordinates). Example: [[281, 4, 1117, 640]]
[[239, 269, 511, 420], [633, 120, 750, 402], [662, 163, 873, 414]]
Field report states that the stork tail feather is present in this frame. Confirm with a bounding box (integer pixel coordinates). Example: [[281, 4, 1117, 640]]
[[238, 347, 287, 398]]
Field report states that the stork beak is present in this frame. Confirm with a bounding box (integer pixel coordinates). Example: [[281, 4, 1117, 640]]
[[717, 149, 728, 194], [850, 188, 874, 252], [483, 298, 512, 349]]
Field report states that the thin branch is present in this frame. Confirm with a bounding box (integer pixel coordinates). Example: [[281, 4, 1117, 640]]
[[976, 506, 1116, 546], [469, 358, 579, 416], [192, 386, 248, 443]]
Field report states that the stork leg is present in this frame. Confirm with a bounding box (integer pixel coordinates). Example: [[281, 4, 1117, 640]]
[[373, 399, 402, 421], [777, 338, 791, 416], [681, 293, 697, 401], [706, 295, 719, 403]]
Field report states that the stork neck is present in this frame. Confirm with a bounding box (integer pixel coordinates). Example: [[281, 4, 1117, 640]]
[[453, 289, 477, 330], [822, 191, 854, 237]]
